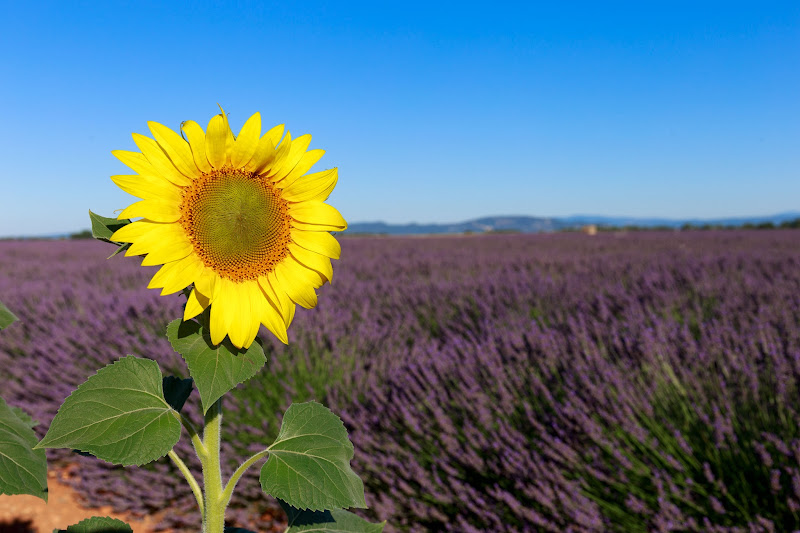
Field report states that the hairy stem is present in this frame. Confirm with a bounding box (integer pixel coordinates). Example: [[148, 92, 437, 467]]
[[179, 411, 208, 460], [201, 399, 225, 533]]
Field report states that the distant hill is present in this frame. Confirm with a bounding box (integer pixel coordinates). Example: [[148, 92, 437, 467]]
[[345, 216, 563, 235], [4, 211, 799, 240], [347, 211, 800, 235]]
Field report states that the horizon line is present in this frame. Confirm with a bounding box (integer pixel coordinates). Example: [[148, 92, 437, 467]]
[[3, 210, 799, 240]]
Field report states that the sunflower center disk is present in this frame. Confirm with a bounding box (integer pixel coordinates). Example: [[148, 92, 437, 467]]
[[182, 170, 291, 282]]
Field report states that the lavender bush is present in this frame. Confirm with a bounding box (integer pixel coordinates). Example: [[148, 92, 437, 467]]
[[1, 230, 799, 531]]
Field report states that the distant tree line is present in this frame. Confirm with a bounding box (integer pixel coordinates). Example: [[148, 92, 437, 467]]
[[564, 218, 800, 233], [69, 229, 93, 239], [678, 218, 800, 231]]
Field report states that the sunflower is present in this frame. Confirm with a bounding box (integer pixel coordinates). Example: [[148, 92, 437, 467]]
[[110, 107, 345, 349]]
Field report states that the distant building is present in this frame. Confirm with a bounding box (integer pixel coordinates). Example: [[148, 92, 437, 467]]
[[581, 224, 598, 236]]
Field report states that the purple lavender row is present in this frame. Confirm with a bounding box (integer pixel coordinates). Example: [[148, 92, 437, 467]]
[[1, 230, 800, 531]]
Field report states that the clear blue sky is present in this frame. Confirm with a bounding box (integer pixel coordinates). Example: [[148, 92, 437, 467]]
[[1, 1, 798, 237]]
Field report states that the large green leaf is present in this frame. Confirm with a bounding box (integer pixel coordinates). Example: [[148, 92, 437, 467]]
[[279, 500, 385, 532], [88, 210, 131, 257], [166, 319, 266, 413], [0, 299, 19, 330], [10, 406, 38, 428], [36, 356, 180, 466], [260, 401, 366, 511], [0, 398, 48, 500], [55, 516, 133, 532]]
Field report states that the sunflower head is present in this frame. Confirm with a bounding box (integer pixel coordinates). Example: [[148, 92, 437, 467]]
[[110, 107, 345, 349]]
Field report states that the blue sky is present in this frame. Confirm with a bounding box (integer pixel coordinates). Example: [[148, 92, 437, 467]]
[[1, 1, 798, 237]]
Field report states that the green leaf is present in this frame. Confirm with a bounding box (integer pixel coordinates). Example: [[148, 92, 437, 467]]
[[0, 299, 19, 330], [88, 210, 130, 241], [260, 401, 366, 511], [162, 376, 193, 412], [10, 406, 38, 429], [55, 516, 133, 532], [88, 210, 131, 258], [166, 319, 266, 413], [0, 397, 48, 501], [279, 500, 385, 533], [36, 356, 180, 466]]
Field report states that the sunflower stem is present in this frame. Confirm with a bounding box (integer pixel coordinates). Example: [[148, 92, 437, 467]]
[[201, 399, 226, 533], [179, 411, 208, 460]]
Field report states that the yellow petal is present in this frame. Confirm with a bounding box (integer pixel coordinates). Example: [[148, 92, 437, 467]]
[[265, 124, 286, 147], [291, 229, 341, 260], [149, 121, 200, 179], [256, 284, 288, 344], [111, 219, 156, 243], [205, 114, 228, 169], [194, 269, 221, 302], [141, 238, 193, 267], [288, 242, 333, 283], [254, 131, 292, 175], [123, 221, 183, 249], [227, 281, 253, 349], [111, 174, 183, 203], [267, 133, 311, 180], [151, 254, 204, 295], [257, 274, 282, 311], [210, 278, 235, 345], [148, 261, 180, 291], [276, 149, 325, 188], [112, 150, 157, 176], [119, 199, 181, 223], [231, 112, 261, 168], [246, 134, 277, 173], [245, 124, 285, 172], [244, 289, 266, 347], [281, 168, 338, 203], [274, 257, 321, 309], [247, 281, 276, 347], [181, 120, 213, 173], [184, 288, 211, 320], [132, 133, 192, 187], [258, 273, 293, 326], [289, 202, 347, 231], [218, 105, 235, 160], [274, 279, 296, 327], [292, 220, 343, 232], [124, 221, 190, 259]]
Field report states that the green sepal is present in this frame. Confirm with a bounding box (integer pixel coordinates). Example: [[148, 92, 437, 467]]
[[166, 318, 266, 413], [54, 516, 133, 532], [279, 499, 385, 532], [36, 356, 181, 466], [0, 299, 19, 330], [88, 210, 131, 258], [162, 375, 193, 412], [0, 398, 48, 501], [261, 401, 367, 511]]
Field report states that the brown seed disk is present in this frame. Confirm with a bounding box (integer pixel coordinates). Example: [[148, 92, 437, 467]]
[[179, 167, 291, 282]]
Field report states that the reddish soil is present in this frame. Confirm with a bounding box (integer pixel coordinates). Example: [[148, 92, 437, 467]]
[[0, 469, 164, 533]]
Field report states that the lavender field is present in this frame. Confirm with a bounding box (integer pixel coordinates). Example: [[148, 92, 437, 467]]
[[1, 230, 800, 532]]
